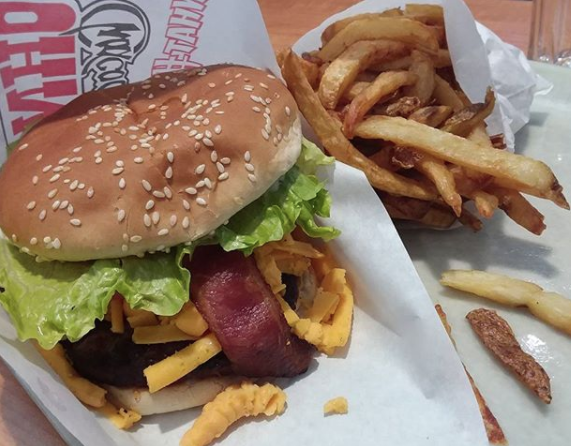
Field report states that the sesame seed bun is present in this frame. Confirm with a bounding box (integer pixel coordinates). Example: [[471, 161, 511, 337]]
[[0, 65, 301, 261]]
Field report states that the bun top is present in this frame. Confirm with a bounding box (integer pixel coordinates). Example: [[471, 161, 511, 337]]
[[0, 65, 301, 261]]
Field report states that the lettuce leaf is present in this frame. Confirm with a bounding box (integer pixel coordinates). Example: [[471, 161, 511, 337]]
[[0, 138, 338, 348]]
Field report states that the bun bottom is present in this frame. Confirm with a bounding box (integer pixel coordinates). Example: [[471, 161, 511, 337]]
[[105, 377, 238, 416]]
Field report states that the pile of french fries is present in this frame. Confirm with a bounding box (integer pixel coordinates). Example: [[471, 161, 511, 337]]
[[279, 4, 568, 234]]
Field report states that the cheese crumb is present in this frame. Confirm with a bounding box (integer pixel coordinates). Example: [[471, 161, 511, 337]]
[[324, 397, 348, 415]]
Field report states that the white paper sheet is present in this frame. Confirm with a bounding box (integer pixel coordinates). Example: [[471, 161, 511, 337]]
[[0, 1, 493, 445], [293, 0, 545, 150]]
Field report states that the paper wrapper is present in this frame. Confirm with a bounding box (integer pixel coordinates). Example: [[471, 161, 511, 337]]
[[0, 1, 501, 445], [293, 0, 550, 150]]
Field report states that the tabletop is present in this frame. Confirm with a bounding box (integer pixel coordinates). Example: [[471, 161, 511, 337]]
[[0, 1, 532, 445]]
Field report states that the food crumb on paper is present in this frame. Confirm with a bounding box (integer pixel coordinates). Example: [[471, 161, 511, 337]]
[[324, 397, 348, 415]]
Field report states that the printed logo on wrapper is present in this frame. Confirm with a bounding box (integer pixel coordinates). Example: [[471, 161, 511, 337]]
[[0, 0, 209, 153]]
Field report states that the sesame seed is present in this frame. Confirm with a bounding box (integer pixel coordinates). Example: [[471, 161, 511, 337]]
[[245, 163, 255, 172], [52, 200, 61, 210], [30, 238, 38, 245], [170, 215, 177, 227], [39, 210, 47, 221], [220, 157, 231, 165], [189, 129, 198, 137], [59, 200, 69, 210], [153, 190, 165, 199], [18, 143, 29, 151], [203, 138, 213, 147], [49, 174, 61, 183], [134, 157, 144, 164], [43, 165, 53, 173], [32, 176, 39, 185], [204, 178, 212, 189], [119, 178, 126, 189], [203, 118, 210, 125], [95, 157, 103, 164], [35, 154, 43, 161], [165, 167, 173, 179], [214, 125, 222, 134], [235, 73, 242, 78], [183, 199, 191, 210], [208, 82, 216, 88], [248, 174, 257, 183], [252, 106, 261, 113], [227, 96, 233, 103], [70, 180, 79, 191], [130, 235, 142, 243], [87, 187, 95, 198], [216, 162, 225, 173], [285, 106, 291, 116], [26, 201, 36, 210], [196, 198, 207, 206], [244, 151, 251, 162], [185, 187, 197, 195], [122, 244, 129, 252], [152, 212, 160, 225], [218, 172, 229, 181], [215, 111, 225, 115], [265, 98, 272, 104], [146, 200, 155, 210], [268, 74, 276, 79], [95, 150, 102, 157], [196, 180, 205, 188], [261, 129, 270, 140], [94, 138, 104, 144], [116, 160, 125, 167], [112, 167, 124, 175], [58, 157, 69, 165], [162, 133, 169, 141], [265, 107, 271, 115], [53, 166, 64, 173], [195, 164, 206, 175], [144, 214, 152, 227], [210, 151, 218, 162], [67, 204, 74, 215], [244, 85, 254, 91], [195, 133, 203, 140], [106, 146, 117, 153], [43, 236, 52, 244], [164, 187, 173, 199], [182, 216, 190, 229], [118, 209, 126, 222], [260, 82, 269, 89], [167, 152, 174, 163], [142, 180, 152, 192], [52, 238, 61, 249], [70, 219, 82, 227]]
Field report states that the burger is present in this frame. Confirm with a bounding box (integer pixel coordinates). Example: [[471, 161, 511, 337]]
[[0, 65, 353, 422]]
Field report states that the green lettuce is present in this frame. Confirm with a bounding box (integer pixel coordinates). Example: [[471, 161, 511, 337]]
[[0, 139, 338, 348]]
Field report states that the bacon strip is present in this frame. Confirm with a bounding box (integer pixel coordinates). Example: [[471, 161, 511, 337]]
[[188, 246, 314, 377]]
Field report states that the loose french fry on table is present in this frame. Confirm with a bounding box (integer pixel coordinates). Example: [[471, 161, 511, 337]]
[[441, 269, 571, 335]]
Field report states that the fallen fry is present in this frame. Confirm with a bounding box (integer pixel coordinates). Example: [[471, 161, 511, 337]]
[[435, 305, 507, 445], [440, 269, 571, 336], [487, 186, 546, 235], [318, 39, 408, 109], [344, 71, 417, 137], [466, 308, 552, 404], [354, 115, 565, 200], [317, 17, 439, 62], [281, 50, 436, 200]]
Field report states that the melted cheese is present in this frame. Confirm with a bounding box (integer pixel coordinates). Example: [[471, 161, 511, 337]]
[[144, 333, 222, 393], [35, 343, 107, 408], [174, 302, 209, 337], [98, 401, 142, 430], [109, 297, 124, 334], [180, 382, 286, 446], [324, 397, 348, 415]]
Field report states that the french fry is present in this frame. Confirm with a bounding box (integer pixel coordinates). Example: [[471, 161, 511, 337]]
[[467, 190, 499, 219], [404, 3, 445, 26], [374, 96, 421, 117], [467, 308, 552, 404], [320, 9, 404, 44], [298, 55, 321, 89], [433, 74, 464, 111], [342, 80, 371, 102], [492, 176, 569, 210], [458, 206, 483, 231], [416, 157, 462, 216], [317, 17, 439, 62], [281, 50, 437, 200], [487, 185, 546, 235], [408, 105, 452, 126], [354, 115, 565, 200], [435, 305, 507, 445], [371, 48, 450, 71], [441, 269, 571, 336], [318, 39, 408, 109], [343, 71, 417, 137], [403, 50, 435, 105], [441, 88, 496, 137]]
